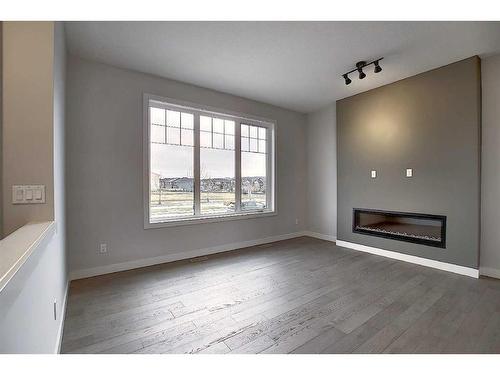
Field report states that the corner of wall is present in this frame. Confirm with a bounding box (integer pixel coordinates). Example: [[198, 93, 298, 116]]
[[304, 103, 337, 239], [0, 21, 69, 353]]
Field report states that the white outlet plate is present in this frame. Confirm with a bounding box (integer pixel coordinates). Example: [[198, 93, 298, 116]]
[[99, 243, 108, 254], [371, 170, 377, 178], [406, 168, 413, 177]]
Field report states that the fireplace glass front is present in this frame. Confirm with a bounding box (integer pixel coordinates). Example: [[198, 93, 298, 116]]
[[353, 209, 446, 248]]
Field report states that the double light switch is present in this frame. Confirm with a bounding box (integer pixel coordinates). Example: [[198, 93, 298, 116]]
[[370, 169, 414, 179], [12, 185, 46, 204]]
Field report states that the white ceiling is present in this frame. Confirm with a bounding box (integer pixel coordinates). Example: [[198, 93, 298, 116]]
[[65, 21, 500, 113]]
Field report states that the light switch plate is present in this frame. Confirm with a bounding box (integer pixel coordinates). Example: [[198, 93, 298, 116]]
[[371, 170, 377, 178], [406, 168, 413, 178], [12, 185, 45, 204]]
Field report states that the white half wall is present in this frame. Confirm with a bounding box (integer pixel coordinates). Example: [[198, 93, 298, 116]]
[[66, 56, 307, 275], [305, 103, 337, 238], [480, 54, 500, 278], [0, 22, 67, 353], [0, 225, 68, 353]]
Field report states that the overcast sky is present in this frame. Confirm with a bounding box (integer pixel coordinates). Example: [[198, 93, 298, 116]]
[[151, 144, 266, 178]]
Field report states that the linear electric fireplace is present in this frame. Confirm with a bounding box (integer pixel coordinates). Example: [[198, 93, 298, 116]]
[[353, 209, 447, 248]]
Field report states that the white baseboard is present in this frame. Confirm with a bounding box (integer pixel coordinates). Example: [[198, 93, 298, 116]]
[[70, 232, 484, 281], [54, 279, 69, 354], [480, 267, 500, 279], [336, 240, 479, 278], [302, 231, 337, 242], [70, 231, 307, 280]]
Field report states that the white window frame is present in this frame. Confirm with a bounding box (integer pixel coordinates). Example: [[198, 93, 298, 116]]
[[143, 93, 277, 229]]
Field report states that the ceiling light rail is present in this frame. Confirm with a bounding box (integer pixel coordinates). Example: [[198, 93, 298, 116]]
[[342, 58, 383, 85]]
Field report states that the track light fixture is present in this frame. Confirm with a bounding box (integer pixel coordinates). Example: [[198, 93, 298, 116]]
[[342, 58, 383, 85], [358, 67, 366, 80]]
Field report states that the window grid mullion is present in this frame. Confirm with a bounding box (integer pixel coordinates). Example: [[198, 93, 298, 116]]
[[266, 126, 273, 211], [210, 117, 213, 148], [235, 121, 242, 213], [223, 121, 226, 149], [194, 113, 201, 216], [178, 112, 182, 146], [164, 109, 168, 145]]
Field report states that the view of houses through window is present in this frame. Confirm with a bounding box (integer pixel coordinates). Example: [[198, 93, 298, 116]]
[[149, 100, 273, 224], [200, 115, 236, 215], [150, 107, 194, 220]]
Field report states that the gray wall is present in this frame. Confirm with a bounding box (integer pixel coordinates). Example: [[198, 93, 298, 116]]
[[337, 57, 481, 268], [0, 22, 67, 353], [2, 22, 55, 235], [52, 21, 68, 349], [481, 54, 500, 276], [54, 22, 67, 264], [66, 56, 307, 274], [306, 103, 337, 238]]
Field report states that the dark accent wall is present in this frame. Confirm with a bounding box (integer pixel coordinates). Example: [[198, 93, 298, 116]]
[[337, 57, 481, 268]]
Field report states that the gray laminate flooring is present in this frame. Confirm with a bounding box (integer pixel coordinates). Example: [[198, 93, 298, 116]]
[[61, 237, 500, 354]]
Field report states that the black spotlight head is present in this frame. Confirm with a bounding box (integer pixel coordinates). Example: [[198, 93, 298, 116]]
[[343, 74, 352, 85], [358, 68, 366, 80], [374, 61, 382, 73]]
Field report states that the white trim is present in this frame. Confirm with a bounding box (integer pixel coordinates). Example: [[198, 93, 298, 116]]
[[193, 112, 201, 216], [147, 211, 277, 228], [54, 280, 70, 354], [480, 267, 500, 279], [303, 231, 337, 242], [235, 119, 242, 212], [70, 231, 307, 280], [336, 240, 479, 278], [69, 231, 484, 283], [147, 94, 276, 125]]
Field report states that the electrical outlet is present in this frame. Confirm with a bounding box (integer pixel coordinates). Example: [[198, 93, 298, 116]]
[[53, 300, 57, 320], [99, 243, 108, 254], [295, 218, 299, 225]]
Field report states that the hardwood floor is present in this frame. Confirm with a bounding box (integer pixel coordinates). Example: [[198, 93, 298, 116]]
[[61, 237, 500, 354]]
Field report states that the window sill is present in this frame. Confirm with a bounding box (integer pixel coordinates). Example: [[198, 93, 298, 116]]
[[145, 210, 277, 229]]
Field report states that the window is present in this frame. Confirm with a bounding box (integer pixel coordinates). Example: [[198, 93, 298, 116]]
[[145, 95, 275, 227], [241, 124, 268, 211], [200, 115, 235, 215], [149, 107, 194, 221]]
